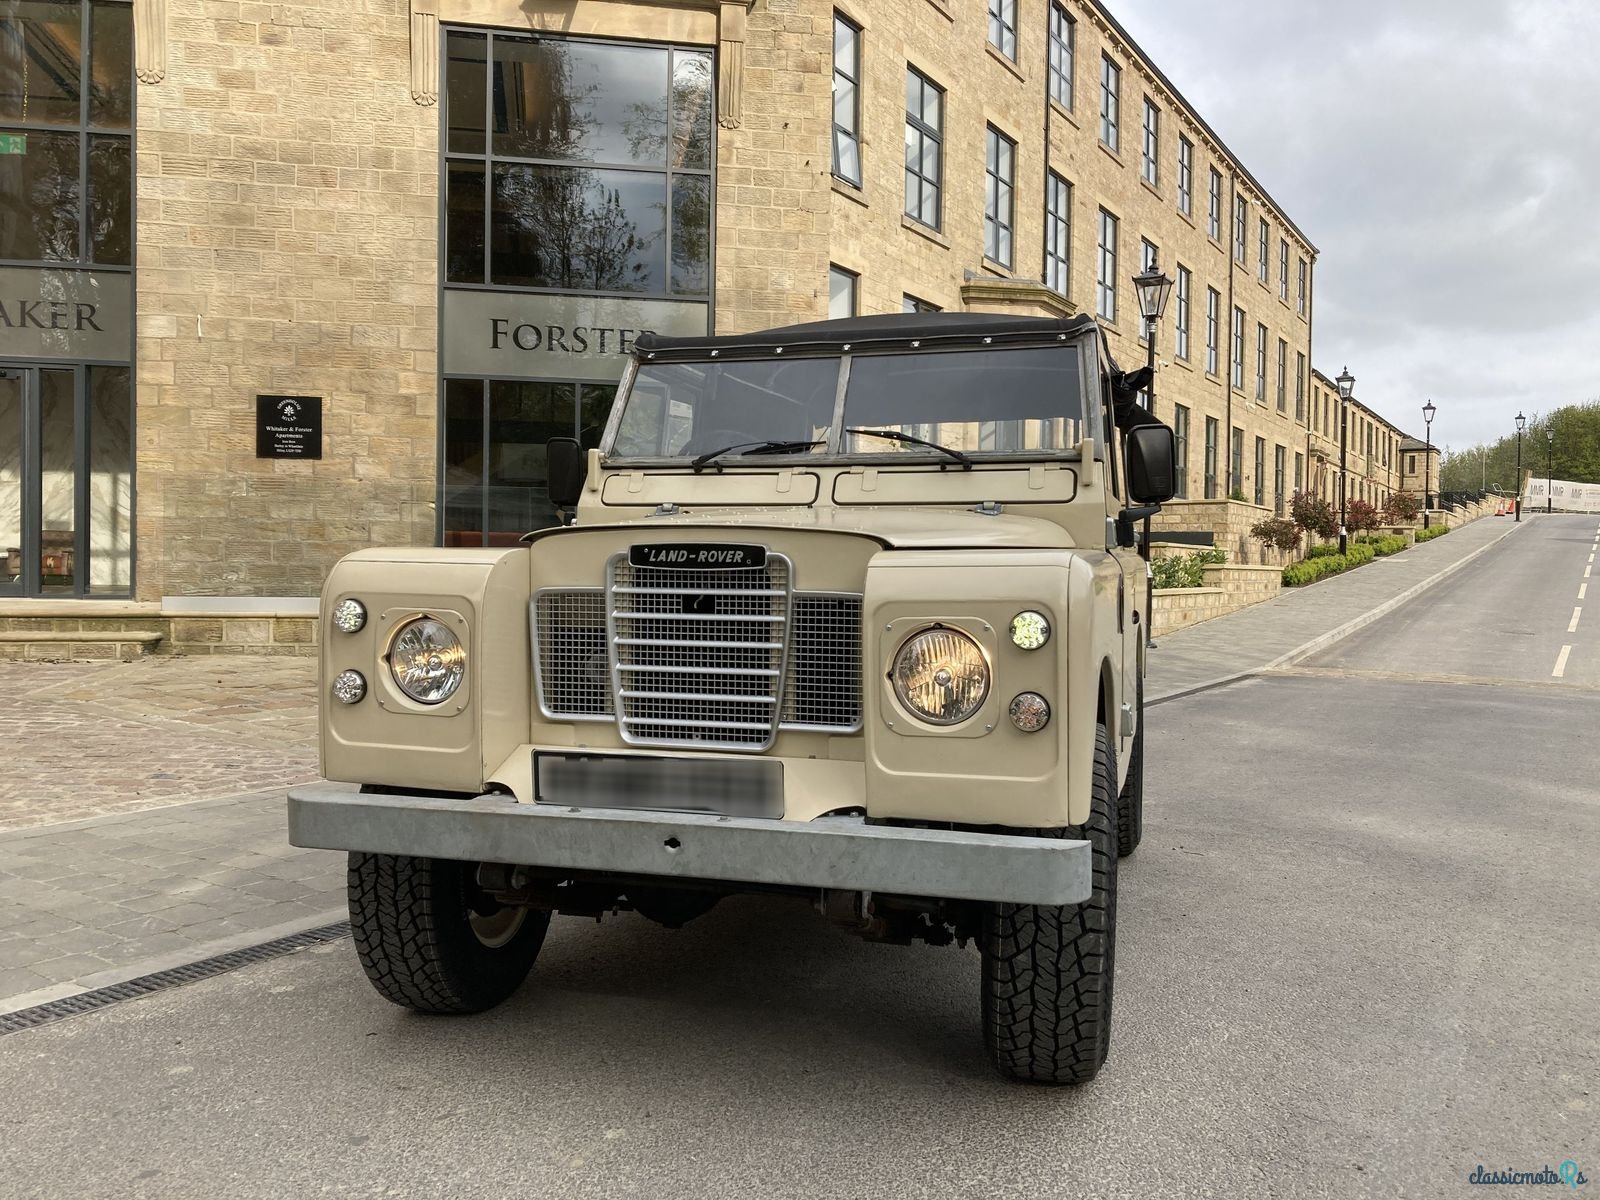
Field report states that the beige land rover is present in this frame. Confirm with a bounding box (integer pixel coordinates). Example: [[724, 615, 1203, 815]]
[[287, 311, 1177, 1084]]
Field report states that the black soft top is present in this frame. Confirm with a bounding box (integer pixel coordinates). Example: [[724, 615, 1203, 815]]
[[634, 312, 1100, 360]]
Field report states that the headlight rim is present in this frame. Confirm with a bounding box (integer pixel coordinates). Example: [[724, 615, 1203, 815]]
[[888, 623, 992, 728], [385, 614, 467, 706]]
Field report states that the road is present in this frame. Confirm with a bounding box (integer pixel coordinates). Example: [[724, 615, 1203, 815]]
[[1, 517, 1596, 1200]]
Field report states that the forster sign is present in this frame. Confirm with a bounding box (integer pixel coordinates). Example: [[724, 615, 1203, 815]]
[[442, 290, 709, 383]]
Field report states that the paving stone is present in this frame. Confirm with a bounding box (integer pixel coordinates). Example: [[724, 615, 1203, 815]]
[[0, 967, 50, 995]]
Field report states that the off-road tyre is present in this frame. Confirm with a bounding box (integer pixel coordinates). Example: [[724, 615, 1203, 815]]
[[980, 723, 1118, 1085], [1117, 673, 1144, 857], [348, 852, 550, 1014]]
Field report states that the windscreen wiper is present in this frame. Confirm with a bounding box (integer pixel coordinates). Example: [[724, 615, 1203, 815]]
[[846, 427, 973, 469], [691, 439, 825, 470]]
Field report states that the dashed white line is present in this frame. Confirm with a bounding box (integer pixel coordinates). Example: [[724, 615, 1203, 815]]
[[1570, 608, 1583, 633], [1587, 566, 1593, 579], [1553, 645, 1572, 678], [1582, 583, 1589, 600]]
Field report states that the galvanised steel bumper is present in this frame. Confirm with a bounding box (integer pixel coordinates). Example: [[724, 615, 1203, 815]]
[[287, 784, 1091, 906]]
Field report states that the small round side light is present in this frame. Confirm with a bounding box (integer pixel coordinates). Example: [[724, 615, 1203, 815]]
[[332, 598, 367, 634], [1010, 610, 1051, 651], [1008, 692, 1051, 732], [331, 669, 367, 705]]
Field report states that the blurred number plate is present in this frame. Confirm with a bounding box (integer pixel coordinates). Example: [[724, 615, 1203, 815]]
[[535, 753, 783, 818], [629, 543, 766, 569]]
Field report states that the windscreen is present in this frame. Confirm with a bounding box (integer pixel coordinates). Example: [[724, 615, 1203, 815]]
[[611, 358, 840, 457], [842, 344, 1083, 454]]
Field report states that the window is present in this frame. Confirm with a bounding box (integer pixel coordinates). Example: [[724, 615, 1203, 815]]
[[1230, 306, 1245, 389], [1257, 218, 1269, 283], [903, 294, 940, 313], [1044, 172, 1071, 296], [1276, 338, 1287, 412], [1174, 265, 1191, 360], [988, 0, 1017, 60], [1254, 437, 1266, 506], [1100, 56, 1120, 152], [1235, 196, 1247, 263], [831, 14, 861, 186], [1295, 352, 1306, 422], [1048, 5, 1074, 109], [1, 2, 133, 267], [1096, 209, 1118, 321], [1208, 167, 1222, 241], [1295, 451, 1305, 495], [1231, 427, 1244, 497], [1177, 136, 1193, 216], [1141, 98, 1159, 186], [1255, 323, 1267, 402], [984, 126, 1015, 268], [1204, 416, 1219, 499], [1274, 445, 1286, 515], [1409, 453, 1417, 473], [1297, 257, 1308, 316], [829, 265, 857, 319], [1205, 287, 1220, 375], [904, 69, 943, 229], [443, 33, 713, 296], [1172, 404, 1190, 499], [1279, 238, 1290, 301]]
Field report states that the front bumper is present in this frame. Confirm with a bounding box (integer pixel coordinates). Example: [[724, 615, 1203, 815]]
[[287, 784, 1091, 906]]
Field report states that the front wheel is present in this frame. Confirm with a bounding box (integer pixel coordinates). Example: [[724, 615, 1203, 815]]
[[980, 723, 1118, 1085], [347, 852, 550, 1014]]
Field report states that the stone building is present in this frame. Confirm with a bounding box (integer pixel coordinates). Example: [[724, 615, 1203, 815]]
[[0, 0, 1387, 650], [1306, 368, 1410, 517]]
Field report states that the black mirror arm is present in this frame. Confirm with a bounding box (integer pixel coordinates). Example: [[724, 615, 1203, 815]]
[[1114, 503, 1163, 552]]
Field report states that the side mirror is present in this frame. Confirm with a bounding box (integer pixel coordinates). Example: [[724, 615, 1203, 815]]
[[546, 438, 585, 508], [1125, 424, 1177, 505]]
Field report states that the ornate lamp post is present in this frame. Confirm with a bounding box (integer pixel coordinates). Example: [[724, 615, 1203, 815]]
[[1131, 257, 1173, 647], [1547, 428, 1554, 514], [1421, 399, 1437, 530], [1515, 412, 1525, 521], [1336, 367, 1354, 554]]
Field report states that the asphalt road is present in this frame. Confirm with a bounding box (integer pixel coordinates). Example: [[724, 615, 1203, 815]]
[[2, 519, 1596, 1200]]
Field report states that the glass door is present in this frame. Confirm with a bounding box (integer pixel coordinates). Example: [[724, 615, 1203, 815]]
[[0, 368, 23, 596], [0, 363, 92, 596]]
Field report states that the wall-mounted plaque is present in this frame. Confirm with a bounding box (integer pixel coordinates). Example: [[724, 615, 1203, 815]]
[[256, 395, 323, 459]]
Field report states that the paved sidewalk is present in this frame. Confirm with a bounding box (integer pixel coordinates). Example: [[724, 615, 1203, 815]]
[[0, 515, 1527, 1012], [1148, 516, 1522, 701]]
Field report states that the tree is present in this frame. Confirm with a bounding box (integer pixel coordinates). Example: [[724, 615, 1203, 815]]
[[1290, 490, 1338, 540], [1382, 491, 1420, 523], [1249, 517, 1300, 554], [1439, 399, 1600, 492], [1346, 499, 1382, 533]]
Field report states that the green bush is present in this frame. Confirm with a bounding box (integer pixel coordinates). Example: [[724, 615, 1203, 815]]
[[1345, 542, 1376, 567], [1355, 533, 1408, 556], [1307, 542, 1343, 559], [1414, 524, 1451, 542], [1283, 555, 1344, 586], [1152, 547, 1227, 590]]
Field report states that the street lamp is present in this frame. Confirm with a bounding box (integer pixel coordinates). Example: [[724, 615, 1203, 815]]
[[1130, 256, 1173, 648], [1515, 412, 1525, 522], [1336, 366, 1354, 554], [1132, 259, 1174, 416], [1547, 427, 1554, 514], [1421, 399, 1437, 530]]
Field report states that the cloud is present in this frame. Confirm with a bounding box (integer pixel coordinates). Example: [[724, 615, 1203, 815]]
[[1110, 0, 1600, 445]]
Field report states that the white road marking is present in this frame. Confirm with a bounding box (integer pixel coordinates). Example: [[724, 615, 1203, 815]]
[[1570, 608, 1583, 633], [1588, 566, 1593, 579], [1582, 584, 1590, 600], [1590, 552, 1596, 564], [1553, 645, 1572, 678]]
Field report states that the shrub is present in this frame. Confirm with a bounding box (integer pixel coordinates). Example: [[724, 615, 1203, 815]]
[[1229, 487, 1248, 503], [1355, 533, 1408, 556], [1283, 555, 1344, 586], [1383, 491, 1421, 523], [1249, 516, 1300, 554], [1290, 491, 1339, 540], [1345, 542, 1376, 566], [1152, 547, 1227, 590], [1307, 542, 1343, 559], [1346, 499, 1383, 533], [1414, 524, 1451, 542]]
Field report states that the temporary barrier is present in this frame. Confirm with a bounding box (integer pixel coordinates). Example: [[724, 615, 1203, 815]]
[[1523, 478, 1600, 513]]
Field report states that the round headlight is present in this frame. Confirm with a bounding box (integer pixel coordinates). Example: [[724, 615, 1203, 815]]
[[1009, 691, 1051, 732], [332, 598, 366, 634], [1010, 610, 1051, 650], [890, 627, 990, 726], [388, 617, 465, 705], [331, 669, 366, 705]]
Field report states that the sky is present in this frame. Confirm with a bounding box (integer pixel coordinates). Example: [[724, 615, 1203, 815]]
[[1111, 0, 1600, 451]]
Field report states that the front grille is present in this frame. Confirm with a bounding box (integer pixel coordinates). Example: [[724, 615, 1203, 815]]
[[609, 554, 791, 749], [783, 595, 864, 730], [532, 552, 864, 745], [534, 589, 612, 718]]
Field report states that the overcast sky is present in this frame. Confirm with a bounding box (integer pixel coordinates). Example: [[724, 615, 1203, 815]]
[[1113, 0, 1600, 451]]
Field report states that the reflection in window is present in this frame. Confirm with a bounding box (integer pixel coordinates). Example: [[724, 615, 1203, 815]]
[[0, 0, 133, 265], [88, 364, 131, 591], [904, 69, 943, 229], [829, 265, 856, 319], [443, 30, 711, 299]]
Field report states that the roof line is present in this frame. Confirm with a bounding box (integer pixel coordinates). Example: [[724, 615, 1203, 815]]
[[1311, 366, 1419, 442], [1084, 0, 1319, 257]]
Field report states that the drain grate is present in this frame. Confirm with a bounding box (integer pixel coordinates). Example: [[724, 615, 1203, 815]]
[[0, 921, 351, 1037]]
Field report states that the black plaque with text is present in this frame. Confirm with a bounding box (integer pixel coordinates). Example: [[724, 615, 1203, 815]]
[[256, 395, 323, 459]]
